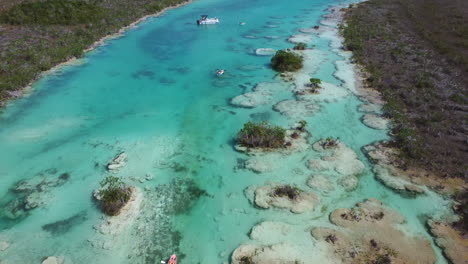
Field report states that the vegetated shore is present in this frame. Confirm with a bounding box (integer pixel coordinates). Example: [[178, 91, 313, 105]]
[[340, 0, 468, 241], [0, 0, 192, 106]]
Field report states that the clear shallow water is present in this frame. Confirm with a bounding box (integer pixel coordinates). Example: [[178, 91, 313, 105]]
[[0, 0, 453, 263]]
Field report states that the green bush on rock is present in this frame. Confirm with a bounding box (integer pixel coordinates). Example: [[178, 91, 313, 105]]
[[293, 42, 307, 50], [271, 50, 303, 72], [237, 121, 286, 149], [98, 175, 132, 216], [272, 185, 300, 200]]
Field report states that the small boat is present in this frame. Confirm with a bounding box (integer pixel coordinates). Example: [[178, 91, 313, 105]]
[[239, 22, 246, 26], [197, 15, 219, 25], [168, 254, 177, 264], [216, 69, 225, 76]]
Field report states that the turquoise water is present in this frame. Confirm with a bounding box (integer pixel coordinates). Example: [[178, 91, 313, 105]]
[[0, 0, 453, 263]]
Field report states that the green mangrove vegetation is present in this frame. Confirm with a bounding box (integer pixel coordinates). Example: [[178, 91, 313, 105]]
[[237, 121, 286, 149], [0, 0, 189, 103], [271, 50, 303, 72], [342, 0, 468, 234], [98, 175, 132, 216], [293, 42, 307, 50], [0, 0, 106, 25]]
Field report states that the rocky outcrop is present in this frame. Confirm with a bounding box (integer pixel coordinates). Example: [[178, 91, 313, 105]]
[[363, 143, 427, 196], [107, 152, 127, 171], [428, 220, 468, 264], [251, 182, 320, 213], [231, 243, 304, 264], [309, 139, 365, 177], [273, 99, 319, 119], [361, 113, 390, 130], [231, 82, 290, 108], [312, 199, 437, 264], [41, 256, 65, 264], [364, 142, 465, 195]]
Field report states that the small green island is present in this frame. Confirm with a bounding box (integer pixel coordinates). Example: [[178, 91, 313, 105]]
[[271, 50, 303, 72], [237, 121, 286, 149], [96, 175, 133, 216]]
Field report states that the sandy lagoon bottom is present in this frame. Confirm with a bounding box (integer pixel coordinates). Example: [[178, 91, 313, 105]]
[[0, 0, 454, 263]]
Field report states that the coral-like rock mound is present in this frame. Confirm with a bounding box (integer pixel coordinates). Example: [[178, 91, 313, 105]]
[[312, 199, 437, 264], [252, 182, 320, 213]]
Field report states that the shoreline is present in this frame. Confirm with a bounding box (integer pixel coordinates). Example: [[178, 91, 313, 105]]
[[0, 0, 193, 108], [339, 2, 467, 263], [340, 3, 466, 195]]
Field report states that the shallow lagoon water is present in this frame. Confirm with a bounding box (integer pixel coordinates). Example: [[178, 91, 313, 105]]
[[0, 0, 453, 263]]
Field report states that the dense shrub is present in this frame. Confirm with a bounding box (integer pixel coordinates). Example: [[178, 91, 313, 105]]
[[237, 121, 286, 149], [0, 0, 106, 25], [293, 42, 307, 50], [271, 50, 303, 72], [322, 137, 339, 149], [98, 175, 132, 216], [272, 185, 300, 200]]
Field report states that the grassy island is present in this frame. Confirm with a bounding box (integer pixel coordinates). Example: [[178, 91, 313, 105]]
[[0, 0, 189, 103], [237, 121, 286, 149], [271, 50, 303, 72], [97, 175, 132, 216]]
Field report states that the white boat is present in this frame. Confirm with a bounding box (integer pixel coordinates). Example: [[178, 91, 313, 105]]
[[216, 69, 225, 76], [197, 15, 219, 25]]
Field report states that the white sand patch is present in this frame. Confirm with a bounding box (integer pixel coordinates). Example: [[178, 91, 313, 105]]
[[362, 113, 390, 130], [358, 103, 382, 114], [249, 221, 292, 244], [255, 48, 276, 56], [288, 34, 314, 44], [334, 60, 358, 94]]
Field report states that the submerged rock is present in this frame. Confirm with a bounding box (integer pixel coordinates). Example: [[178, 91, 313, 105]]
[[41, 256, 64, 264], [107, 152, 127, 171], [253, 182, 320, 213], [255, 48, 276, 56], [231, 92, 271, 108], [273, 99, 319, 119], [361, 113, 390, 130], [245, 157, 276, 173], [249, 221, 292, 244], [0, 241, 10, 251], [338, 175, 358, 191], [307, 174, 335, 193], [231, 82, 288, 108], [42, 211, 87, 235], [312, 199, 437, 264]]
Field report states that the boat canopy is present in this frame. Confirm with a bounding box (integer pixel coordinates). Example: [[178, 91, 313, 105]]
[[201, 15, 208, 19]]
